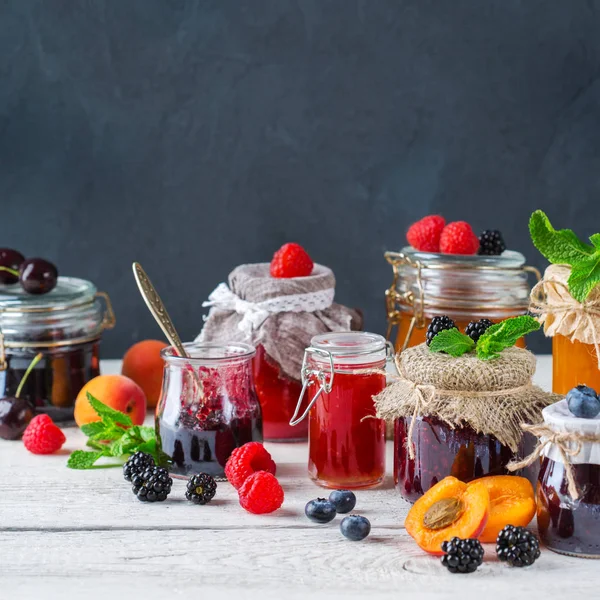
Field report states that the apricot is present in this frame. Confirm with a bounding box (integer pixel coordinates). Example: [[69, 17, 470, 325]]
[[469, 475, 536, 543], [405, 476, 489, 555], [121, 340, 168, 409], [74, 375, 147, 427]]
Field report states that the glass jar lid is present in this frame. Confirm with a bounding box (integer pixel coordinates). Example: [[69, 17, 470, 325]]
[[0, 277, 97, 311], [310, 331, 387, 366]]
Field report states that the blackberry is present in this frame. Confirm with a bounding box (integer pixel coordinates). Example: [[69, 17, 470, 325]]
[[478, 230, 506, 256], [464, 318, 493, 343], [123, 451, 155, 482], [496, 525, 540, 567], [426, 316, 456, 346], [132, 466, 173, 502], [441, 537, 484, 573], [186, 473, 217, 505]]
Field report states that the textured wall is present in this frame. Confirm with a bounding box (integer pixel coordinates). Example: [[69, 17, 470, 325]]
[[1, 0, 600, 356]]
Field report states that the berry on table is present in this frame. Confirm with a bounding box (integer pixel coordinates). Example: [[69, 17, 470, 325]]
[[19, 258, 58, 295], [439, 222, 480, 255], [305, 498, 337, 523], [328, 489, 356, 514], [441, 537, 484, 573], [22, 414, 66, 454], [567, 385, 600, 419], [426, 316, 456, 346], [238, 471, 284, 514], [464, 319, 494, 343], [0, 248, 25, 284], [340, 515, 371, 541], [123, 451, 155, 482], [132, 466, 173, 502], [270, 243, 314, 278], [478, 230, 506, 256], [496, 525, 540, 567], [0, 396, 34, 440], [186, 473, 217, 505], [225, 442, 277, 489], [406, 215, 446, 253]]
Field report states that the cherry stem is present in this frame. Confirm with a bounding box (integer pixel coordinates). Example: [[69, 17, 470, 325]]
[[0, 266, 19, 277], [16, 353, 43, 399]]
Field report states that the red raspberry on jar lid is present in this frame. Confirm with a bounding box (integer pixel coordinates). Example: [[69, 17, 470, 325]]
[[238, 471, 284, 514], [270, 243, 314, 278], [225, 441, 277, 489], [439, 221, 480, 255], [22, 414, 66, 454], [406, 215, 446, 252]]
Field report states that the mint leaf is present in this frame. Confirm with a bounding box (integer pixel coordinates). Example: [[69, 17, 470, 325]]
[[67, 450, 106, 469], [568, 254, 600, 303], [137, 426, 156, 442], [476, 316, 540, 360], [429, 328, 475, 357], [87, 393, 132, 427], [529, 210, 594, 265], [80, 421, 109, 437], [591, 233, 600, 250]]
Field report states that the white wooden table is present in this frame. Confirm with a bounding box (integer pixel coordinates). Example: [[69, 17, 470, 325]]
[[3, 356, 597, 600]]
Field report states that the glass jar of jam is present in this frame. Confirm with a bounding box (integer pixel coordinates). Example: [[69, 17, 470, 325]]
[[291, 332, 387, 489], [384, 249, 538, 352], [0, 277, 115, 422], [536, 401, 600, 558], [156, 342, 263, 478], [553, 335, 600, 395]]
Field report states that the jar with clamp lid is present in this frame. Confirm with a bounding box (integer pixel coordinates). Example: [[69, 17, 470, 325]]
[[290, 332, 388, 489]]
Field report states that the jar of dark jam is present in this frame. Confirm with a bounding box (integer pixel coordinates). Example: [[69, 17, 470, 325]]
[[156, 342, 263, 478], [537, 401, 600, 558], [0, 277, 115, 422]]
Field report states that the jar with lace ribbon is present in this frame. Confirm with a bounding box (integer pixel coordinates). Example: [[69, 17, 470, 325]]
[[198, 263, 362, 441]]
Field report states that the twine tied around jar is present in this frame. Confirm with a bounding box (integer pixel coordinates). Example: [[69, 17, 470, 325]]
[[507, 423, 600, 499]]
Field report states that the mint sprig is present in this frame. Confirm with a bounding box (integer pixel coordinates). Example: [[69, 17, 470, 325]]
[[428, 328, 475, 357], [529, 210, 600, 303], [476, 315, 540, 360]]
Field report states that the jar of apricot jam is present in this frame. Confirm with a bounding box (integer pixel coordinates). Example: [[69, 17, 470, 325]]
[[291, 332, 388, 489], [0, 277, 115, 422], [537, 401, 600, 558], [553, 336, 600, 395], [384, 249, 537, 351]]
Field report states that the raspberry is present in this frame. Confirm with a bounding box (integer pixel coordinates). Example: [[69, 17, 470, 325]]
[[22, 414, 66, 454], [238, 471, 284, 514], [439, 221, 480, 255], [406, 215, 446, 252], [270, 243, 314, 278], [225, 441, 277, 489]]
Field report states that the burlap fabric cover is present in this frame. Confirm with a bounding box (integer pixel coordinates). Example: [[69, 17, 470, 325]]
[[198, 263, 362, 381], [374, 344, 558, 452]]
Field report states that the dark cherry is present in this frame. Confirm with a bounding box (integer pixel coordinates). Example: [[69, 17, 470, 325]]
[[19, 258, 58, 295], [0, 248, 25, 284], [0, 396, 34, 440]]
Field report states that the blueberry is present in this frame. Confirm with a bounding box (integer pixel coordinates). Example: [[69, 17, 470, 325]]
[[567, 385, 600, 419], [340, 515, 371, 541], [328, 489, 357, 514], [305, 498, 337, 524]]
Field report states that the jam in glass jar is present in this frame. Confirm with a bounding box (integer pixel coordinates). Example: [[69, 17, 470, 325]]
[[0, 277, 115, 422], [553, 335, 600, 395], [291, 332, 387, 489], [156, 342, 263, 478]]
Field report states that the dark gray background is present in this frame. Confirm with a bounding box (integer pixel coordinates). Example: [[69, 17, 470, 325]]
[[2, 0, 600, 356]]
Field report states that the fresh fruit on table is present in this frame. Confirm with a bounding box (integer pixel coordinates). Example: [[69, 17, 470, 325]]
[[470, 476, 536, 543], [22, 414, 66, 454], [328, 489, 356, 514], [464, 318, 493, 343], [225, 441, 277, 489], [121, 340, 168, 409], [74, 374, 146, 428], [478, 230, 506, 256], [441, 537, 484, 574], [270, 243, 314, 278], [425, 315, 456, 346], [566, 385, 600, 419], [496, 525, 541, 567], [340, 515, 371, 541], [0, 248, 25, 284], [406, 215, 446, 253], [186, 473, 218, 505], [123, 451, 156, 482], [405, 476, 490, 555], [439, 221, 480, 255], [19, 258, 58, 295], [132, 465, 173, 502], [238, 471, 284, 514], [305, 498, 337, 523]]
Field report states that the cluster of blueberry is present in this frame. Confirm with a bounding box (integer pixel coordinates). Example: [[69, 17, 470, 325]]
[[567, 385, 600, 419]]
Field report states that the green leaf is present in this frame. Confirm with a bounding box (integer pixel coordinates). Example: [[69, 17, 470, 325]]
[[476, 316, 541, 360], [67, 450, 105, 470], [529, 210, 594, 265], [80, 421, 109, 437], [568, 254, 600, 303], [429, 328, 475, 357], [86, 439, 107, 451], [137, 426, 156, 442], [135, 439, 158, 458], [87, 393, 133, 427], [591, 233, 600, 250]]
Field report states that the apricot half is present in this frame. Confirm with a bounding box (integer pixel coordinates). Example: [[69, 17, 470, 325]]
[[469, 476, 536, 543], [405, 476, 490, 555]]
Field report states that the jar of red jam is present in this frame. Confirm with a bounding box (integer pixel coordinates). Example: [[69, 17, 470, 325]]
[[536, 401, 600, 558], [291, 332, 388, 489], [156, 342, 263, 478], [0, 277, 115, 422]]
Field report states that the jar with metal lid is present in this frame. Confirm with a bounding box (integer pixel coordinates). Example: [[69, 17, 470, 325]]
[[384, 249, 540, 351], [0, 278, 115, 422]]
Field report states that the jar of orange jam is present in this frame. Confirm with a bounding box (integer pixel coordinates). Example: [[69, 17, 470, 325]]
[[384, 249, 538, 352], [290, 332, 388, 489]]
